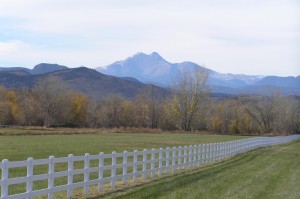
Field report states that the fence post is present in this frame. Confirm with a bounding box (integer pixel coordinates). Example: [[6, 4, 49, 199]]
[[232, 140, 237, 155], [231, 141, 234, 156], [133, 150, 138, 183], [1, 159, 8, 198], [183, 146, 187, 169], [98, 152, 104, 191], [224, 142, 227, 158], [122, 151, 128, 184], [221, 142, 224, 160], [172, 147, 176, 173], [166, 147, 170, 174], [193, 145, 197, 167], [208, 144, 212, 163], [111, 151, 116, 189], [214, 143, 218, 162], [48, 156, 54, 199], [216, 143, 218, 161], [203, 144, 207, 165], [212, 143, 215, 162], [26, 157, 33, 198], [233, 141, 235, 155], [198, 144, 201, 166], [227, 142, 229, 157], [220, 142, 223, 159], [178, 146, 182, 170], [159, 148, 163, 177], [230, 141, 233, 156], [211, 144, 214, 163], [217, 143, 219, 161], [189, 145, 192, 168], [233, 141, 236, 154], [142, 149, 147, 180], [151, 148, 155, 179], [224, 142, 227, 159], [217, 143, 220, 161], [84, 153, 90, 194], [206, 144, 209, 163], [219, 143, 222, 161], [202, 144, 206, 165], [227, 141, 230, 157], [199, 144, 203, 166], [206, 144, 209, 164], [67, 154, 74, 198]]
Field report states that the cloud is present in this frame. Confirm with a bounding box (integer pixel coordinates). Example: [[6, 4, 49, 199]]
[[0, 0, 299, 75]]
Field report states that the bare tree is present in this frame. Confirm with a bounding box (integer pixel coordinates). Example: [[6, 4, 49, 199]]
[[272, 95, 300, 134], [170, 68, 208, 131], [135, 85, 162, 128], [18, 88, 43, 126], [242, 95, 277, 134], [93, 94, 124, 128], [34, 76, 71, 126]]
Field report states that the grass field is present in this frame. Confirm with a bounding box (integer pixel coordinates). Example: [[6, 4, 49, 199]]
[[0, 128, 246, 161], [99, 140, 300, 199], [0, 128, 246, 196]]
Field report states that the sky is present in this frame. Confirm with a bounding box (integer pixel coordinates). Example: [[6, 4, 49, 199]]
[[0, 0, 299, 76]]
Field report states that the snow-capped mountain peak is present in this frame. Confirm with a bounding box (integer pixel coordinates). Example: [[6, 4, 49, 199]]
[[95, 52, 271, 88]]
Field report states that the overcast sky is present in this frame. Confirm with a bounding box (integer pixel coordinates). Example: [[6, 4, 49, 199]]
[[0, 0, 299, 76]]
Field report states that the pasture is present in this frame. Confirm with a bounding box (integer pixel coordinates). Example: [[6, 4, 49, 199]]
[[0, 128, 246, 161], [0, 128, 245, 197], [1, 128, 298, 199], [107, 140, 300, 199]]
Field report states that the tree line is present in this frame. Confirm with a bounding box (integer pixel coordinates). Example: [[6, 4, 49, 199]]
[[0, 70, 299, 135]]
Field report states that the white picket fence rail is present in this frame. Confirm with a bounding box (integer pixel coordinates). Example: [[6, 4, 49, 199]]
[[1, 135, 299, 199]]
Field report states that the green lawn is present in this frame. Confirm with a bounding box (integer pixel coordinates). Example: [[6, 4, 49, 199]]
[[101, 140, 300, 199], [0, 131, 245, 161], [0, 129, 246, 196]]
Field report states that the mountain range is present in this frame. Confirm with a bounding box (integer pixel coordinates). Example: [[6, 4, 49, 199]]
[[0, 64, 168, 100], [0, 63, 68, 75], [0, 52, 299, 98], [96, 52, 300, 96]]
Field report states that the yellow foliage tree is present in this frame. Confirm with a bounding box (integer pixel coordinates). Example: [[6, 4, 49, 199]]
[[70, 93, 89, 126]]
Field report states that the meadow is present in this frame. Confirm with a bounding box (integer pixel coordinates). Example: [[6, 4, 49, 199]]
[[105, 140, 300, 199], [0, 128, 245, 197], [1, 128, 298, 199], [0, 128, 246, 161]]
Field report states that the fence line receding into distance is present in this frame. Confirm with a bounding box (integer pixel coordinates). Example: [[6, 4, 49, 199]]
[[1, 135, 300, 199]]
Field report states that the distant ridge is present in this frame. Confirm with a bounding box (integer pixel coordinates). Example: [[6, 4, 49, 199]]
[[1, 53, 299, 96], [31, 63, 68, 74], [0, 63, 68, 75], [95, 52, 264, 88], [0, 66, 169, 100], [96, 52, 300, 96]]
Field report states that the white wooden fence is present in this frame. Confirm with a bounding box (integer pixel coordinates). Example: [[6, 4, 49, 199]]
[[1, 135, 299, 199]]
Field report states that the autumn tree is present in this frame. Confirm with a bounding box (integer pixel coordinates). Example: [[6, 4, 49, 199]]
[[135, 85, 162, 128], [69, 93, 89, 126], [18, 88, 43, 126], [0, 87, 23, 125], [169, 68, 208, 131], [93, 94, 125, 128], [272, 95, 300, 134], [242, 95, 277, 134], [120, 100, 135, 127], [34, 76, 71, 126]]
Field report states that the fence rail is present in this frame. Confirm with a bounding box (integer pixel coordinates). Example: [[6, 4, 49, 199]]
[[1, 135, 299, 199]]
